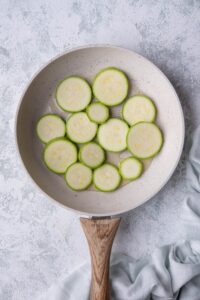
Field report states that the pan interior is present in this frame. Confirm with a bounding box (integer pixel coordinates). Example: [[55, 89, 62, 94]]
[[16, 46, 184, 216]]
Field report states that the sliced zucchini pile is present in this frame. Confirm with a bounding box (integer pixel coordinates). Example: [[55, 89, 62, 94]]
[[93, 68, 128, 106], [36, 67, 164, 192]]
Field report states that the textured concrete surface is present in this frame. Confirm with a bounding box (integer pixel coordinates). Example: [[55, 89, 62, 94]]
[[0, 1, 200, 299]]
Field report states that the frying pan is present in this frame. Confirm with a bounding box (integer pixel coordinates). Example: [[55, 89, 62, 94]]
[[15, 45, 184, 299]]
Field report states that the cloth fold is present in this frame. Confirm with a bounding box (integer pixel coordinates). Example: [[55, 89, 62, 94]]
[[39, 126, 200, 300]]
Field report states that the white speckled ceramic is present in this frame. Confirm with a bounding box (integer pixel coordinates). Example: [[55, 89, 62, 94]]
[[15, 45, 185, 216]]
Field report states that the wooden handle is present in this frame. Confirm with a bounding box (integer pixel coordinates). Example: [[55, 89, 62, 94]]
[[80, 217, 121, 300]]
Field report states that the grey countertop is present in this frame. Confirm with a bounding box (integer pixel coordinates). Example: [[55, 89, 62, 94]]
[[0, 1, 200, 299]]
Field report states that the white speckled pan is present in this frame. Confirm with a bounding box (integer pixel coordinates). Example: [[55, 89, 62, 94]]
[[16, 45, 184, 299], [16, 45, 184, 216]]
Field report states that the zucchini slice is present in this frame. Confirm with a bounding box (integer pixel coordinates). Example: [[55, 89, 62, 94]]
[[65, 162, 92, 191], [36, 114, 65, 143], [44, 138, 77, 173], [79, 142, 105, 169], [98, 118, 129, 152], [93, 164, 121, 192], [119, 157, 143, 180], [66, 112, 98, 143], [56, 76, 92, 112], [93, 67, 128, 106], [122, 95, 156, 126], [127, 122, 163, 159], [86, 102, 109, 124]]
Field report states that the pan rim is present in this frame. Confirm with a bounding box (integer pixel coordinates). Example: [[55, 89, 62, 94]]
[[15, 44, 185, 217]]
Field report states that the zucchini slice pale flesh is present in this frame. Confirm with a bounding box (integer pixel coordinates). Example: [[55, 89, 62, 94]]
[[119, 157, 143, 180], [122, 95, 156, 126], [86, 102, 109, 124], [66, 112, 98, 143], [36, 114, 65, 143], [93, 163, 121, 192], [56, 76, 92, 112], [98, 118, 129, 152], [44, 138, 77, 173], [79, 142, 105, 169], [127, 122, 163, 159], [65, 162, 92, 191], [93, 67, 128, 106]]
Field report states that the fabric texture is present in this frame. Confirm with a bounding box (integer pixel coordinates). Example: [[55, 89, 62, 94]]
[[39, 127, 200, 300]]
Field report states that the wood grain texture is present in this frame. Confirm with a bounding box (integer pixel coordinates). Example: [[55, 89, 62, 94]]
[[80, 218, 121, 300]]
